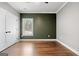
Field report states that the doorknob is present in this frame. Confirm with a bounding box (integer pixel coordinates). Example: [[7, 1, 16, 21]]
[[6, 31, 11, 33]]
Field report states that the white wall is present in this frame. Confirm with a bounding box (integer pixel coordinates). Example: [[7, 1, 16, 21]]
[[0, 2, 20, 51], [57, 2, 79, 52], [0, 2, 19, 17], [0, 2, 20, 39]]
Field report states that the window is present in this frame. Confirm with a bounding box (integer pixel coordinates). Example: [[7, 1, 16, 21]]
[[22, 18, 33, 36]]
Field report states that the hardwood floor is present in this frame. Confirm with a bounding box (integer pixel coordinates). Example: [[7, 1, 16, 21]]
[[1, 41, 77, 56]]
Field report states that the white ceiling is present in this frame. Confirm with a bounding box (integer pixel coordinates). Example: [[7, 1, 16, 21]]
[[8, 2, 66, 13]]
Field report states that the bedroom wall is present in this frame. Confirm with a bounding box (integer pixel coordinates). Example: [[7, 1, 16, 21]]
[[0, 2, 19, 17], [0, 2, 20, 39], [0, 2, 20, 51], [20, 13, 56, 39], [57, 2, 79, 52]]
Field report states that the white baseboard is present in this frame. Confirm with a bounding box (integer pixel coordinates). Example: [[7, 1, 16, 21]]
[[57, 40, 79, 56], [0, 39, 19, 52], [19, 39, 56, 41]]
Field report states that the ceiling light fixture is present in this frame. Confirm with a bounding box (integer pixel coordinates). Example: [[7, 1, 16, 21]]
[[45, 2, 48, 4]]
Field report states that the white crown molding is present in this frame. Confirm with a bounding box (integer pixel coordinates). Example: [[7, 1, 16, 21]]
[[56, 2, 68, 13], [20, 12, 57, 13], [20, 2, 68, 14], [19, 39, 56, 41]]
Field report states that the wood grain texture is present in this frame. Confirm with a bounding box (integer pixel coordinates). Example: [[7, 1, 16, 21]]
[[1, 41, 77, 56]]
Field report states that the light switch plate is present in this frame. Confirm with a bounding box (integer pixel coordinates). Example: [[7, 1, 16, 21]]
[[48, 35, 50, 37]]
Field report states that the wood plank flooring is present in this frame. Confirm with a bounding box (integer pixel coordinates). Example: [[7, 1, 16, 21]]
[[1, 41, 77, 56]]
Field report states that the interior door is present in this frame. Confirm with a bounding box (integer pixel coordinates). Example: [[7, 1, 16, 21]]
[[5, 11, 17, 47], [0, 8, 6, 51], [0, 7, 19, 52]]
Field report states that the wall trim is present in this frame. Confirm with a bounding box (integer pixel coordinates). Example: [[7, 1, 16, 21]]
[[0, 39, 19, 52], [20, 12, 57, 13], [56, 2, 68, 13], [19, 39, 56, 41], [57, 40, 79, 56]]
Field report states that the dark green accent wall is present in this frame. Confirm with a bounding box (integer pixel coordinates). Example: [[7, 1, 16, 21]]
[[20, 13, 56, 39]]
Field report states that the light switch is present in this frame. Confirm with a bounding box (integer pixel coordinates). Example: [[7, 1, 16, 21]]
[[48, 35, 51, 37]]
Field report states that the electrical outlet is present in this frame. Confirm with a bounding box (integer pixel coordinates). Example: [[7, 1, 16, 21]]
[[48, 35, 50, 37]]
